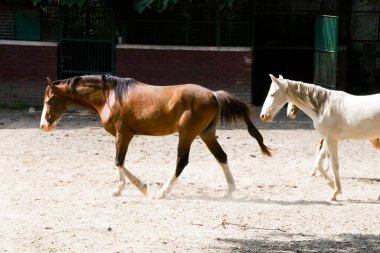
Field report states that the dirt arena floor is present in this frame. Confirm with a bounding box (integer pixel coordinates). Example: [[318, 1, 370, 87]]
[[0, 107, 379, 252]]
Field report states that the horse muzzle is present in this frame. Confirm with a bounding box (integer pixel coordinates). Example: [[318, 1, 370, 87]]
[[40, 122, 56, 132], [260, 113, 273, 123], [287, 113, 296, 120]]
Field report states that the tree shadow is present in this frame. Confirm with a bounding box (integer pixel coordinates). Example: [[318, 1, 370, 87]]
[[213, 233, 380, 252]]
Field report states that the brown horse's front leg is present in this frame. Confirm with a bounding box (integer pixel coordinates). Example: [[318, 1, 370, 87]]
[[112, 132, 147, 197], [156, 142, 191, 199]]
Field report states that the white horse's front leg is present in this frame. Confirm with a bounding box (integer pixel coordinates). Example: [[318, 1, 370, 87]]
[[112, 168, 126, 197], [325, 139, 342, 201]]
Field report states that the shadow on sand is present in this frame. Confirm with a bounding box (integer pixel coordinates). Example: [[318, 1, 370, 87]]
[[213, 233, 380, 252], [0, 106, 313, 130]]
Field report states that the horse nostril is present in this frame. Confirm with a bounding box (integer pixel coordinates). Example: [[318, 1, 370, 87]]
[[260, 114, 265, 120]]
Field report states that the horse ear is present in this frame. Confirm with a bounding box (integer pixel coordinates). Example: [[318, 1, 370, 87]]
[[269, 74, 281, 86], [47, 77, 53, 88], [269, 74, 277, 82], [47, 77, 61, 94], [279, 75, 283, 79]]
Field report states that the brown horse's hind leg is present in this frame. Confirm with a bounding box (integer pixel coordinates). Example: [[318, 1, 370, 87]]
[[113, 132, 147, 197], [370, 138, 380, 153], [199, 130, 236, 197]]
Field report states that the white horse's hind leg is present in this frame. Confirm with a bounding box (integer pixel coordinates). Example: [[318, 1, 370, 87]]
[[325, 139, 342, 201], [112, 168, 126, 197], [311, 141, 334, 189], [311, 139, 328, 176]]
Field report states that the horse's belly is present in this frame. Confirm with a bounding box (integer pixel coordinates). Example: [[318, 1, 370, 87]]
[[131, 121, 178, 136], [339, 123, 380, 140]]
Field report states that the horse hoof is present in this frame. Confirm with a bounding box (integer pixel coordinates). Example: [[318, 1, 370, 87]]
[[139, 184, 148, 196], [228, 183, 237, 193], [224, 192, 234, 199], [155, 191, 166, 199], [327, 181, 335, 189], [112, 190, 122, 197], [328, 193, 338, 202]]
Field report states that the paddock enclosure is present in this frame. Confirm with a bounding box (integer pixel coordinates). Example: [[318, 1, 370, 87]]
[[0, 108, 379, 252]]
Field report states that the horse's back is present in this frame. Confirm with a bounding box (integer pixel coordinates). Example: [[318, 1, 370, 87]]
[[328, 92, 380, 140], [122, 82, 218, 136]]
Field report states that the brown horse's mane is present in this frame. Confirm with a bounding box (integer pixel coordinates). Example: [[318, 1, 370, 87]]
[[103, 75, 137, 103], [54, 75, 136, 103]]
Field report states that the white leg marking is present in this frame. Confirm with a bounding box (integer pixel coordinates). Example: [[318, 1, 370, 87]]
[[218, 162, 236, 196], [112, 168, 126, 197], [119, 166, 147, 195], [156, 173, 177, 199]]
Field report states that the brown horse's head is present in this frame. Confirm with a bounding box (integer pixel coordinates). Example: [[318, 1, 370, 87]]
[[40, 77, 70, 131], [286, 103, 299, 120]]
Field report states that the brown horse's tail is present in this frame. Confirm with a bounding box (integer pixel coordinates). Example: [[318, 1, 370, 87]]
[[213, 90, 272, 157]]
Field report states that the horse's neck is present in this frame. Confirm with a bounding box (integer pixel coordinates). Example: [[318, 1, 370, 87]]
[[69, 89, 106, 113], [287, 97, 319, 121], [286, 80, 330, 121]]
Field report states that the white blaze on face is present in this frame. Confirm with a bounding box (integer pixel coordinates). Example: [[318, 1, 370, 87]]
[[40, 102, 57, 131], [40, 102, 49, 130]]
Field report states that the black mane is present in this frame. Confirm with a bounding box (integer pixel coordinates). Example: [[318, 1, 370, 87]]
[[64, 75, 136, 103], [102, 75, 137, 103]]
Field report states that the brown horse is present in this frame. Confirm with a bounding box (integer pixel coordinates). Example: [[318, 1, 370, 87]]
[[40, 75, 271, 198]]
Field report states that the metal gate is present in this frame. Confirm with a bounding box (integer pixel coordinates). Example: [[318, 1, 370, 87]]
[[314, 15, 338, 89], [59, 8, 115, 78]]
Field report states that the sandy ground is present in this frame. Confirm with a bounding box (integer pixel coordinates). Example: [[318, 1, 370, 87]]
[[0, 107, 379, 253]]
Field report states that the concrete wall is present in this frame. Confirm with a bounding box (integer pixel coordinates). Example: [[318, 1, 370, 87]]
[[116, 45, 252, 103], [0, 40, 58, 106]]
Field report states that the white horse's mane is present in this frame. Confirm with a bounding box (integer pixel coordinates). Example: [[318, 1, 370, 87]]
[[283, 79, 331, 114]]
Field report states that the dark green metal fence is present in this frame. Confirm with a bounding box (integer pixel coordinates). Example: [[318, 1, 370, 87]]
[[59, 8, 115, 78], [314, 15, 338, 89]]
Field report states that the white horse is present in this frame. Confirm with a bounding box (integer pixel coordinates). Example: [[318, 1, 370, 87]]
[[261, 74, 380, 201], [287, 102, 380, 179]]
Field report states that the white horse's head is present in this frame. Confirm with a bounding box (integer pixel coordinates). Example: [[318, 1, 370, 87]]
[[260, 74, 288, 122], [286, 102, 299, 120]]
